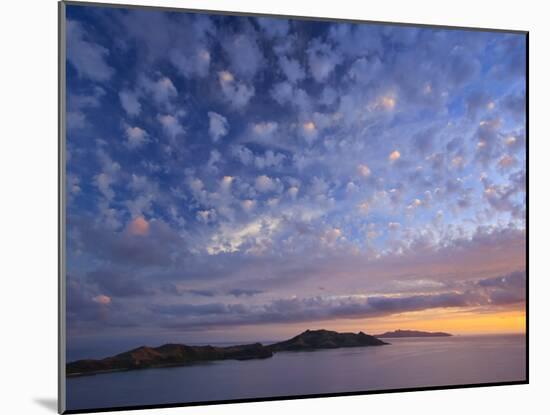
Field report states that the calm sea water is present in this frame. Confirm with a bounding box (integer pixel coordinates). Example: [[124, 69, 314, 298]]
[[66, 334, 526, 411]]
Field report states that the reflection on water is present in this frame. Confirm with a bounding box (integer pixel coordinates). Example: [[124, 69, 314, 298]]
[[66, 334, 526, 411]]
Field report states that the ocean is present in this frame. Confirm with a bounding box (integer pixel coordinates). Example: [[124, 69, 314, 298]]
[[66, 334, 526, 411]]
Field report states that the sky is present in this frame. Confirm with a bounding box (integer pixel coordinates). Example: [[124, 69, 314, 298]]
[[65, 4, 526, 359]]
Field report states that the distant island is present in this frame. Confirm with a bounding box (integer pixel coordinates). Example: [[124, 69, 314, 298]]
[[67, 329, 388, 377], [374, 329, 452, 338], [268, 329, 387, 352]]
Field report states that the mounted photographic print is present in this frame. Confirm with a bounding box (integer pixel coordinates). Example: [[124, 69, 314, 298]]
[[59, 1, 528, 413]]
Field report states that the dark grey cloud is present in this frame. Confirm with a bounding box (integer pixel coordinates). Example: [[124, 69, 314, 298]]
[[87, 268, 153, 298], [74, 216, 187, 268], [145, 269, 525, 331], [227, 288, 264, 297]]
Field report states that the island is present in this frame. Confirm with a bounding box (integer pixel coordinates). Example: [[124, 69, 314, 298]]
[[67, 329, 388, 377], [66, 343, 272, 377], [268, 329, 388, 352], [374, 329, 452, 338]]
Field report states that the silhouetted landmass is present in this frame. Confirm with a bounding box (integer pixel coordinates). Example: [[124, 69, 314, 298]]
[[374, 329, 452, 338], [66, 343, 272, 377], [268, 329, 388, 352], [67, 329, 388, 377]]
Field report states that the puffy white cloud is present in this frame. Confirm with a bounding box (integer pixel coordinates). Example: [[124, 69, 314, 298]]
[[218, 71, 255, 109], [119, 90, 141, 116], [150, 77, 178, 104], [207, 111, 229, 142], [252, 121, 278, 137], [220, 176, 234, 192], [270, 81, 294, 105], [241, 199, 256, 212], [94, 148, 120, 201], [124, 125, 148, 149], [157, 114, 184, 138], [221, 33, 264, 79], [206, 149, 222, 173], [301, 121, 318, 143], [287, 186, 299, 199], [307, 39, 342, 82], [255, 175, 280, 193], [95, 173, 116, 201], [278, 56, 306, 84], [232, 145, 254, 165], [369, 94, 397, 112], [197, 209, 217, 224], [207, 216, 281, 255], [254, 150, 286, 169], [170, 48, 211, 78], [357, 164, 372, 177]]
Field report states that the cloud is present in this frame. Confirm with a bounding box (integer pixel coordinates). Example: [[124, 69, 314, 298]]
[[119, 90, 141, 116], [307, 38, 342, 82], [369, 94, 397, 112], [94, 148, 120, 201], [475, 118, 502, 165], [252, 121, 278, 137], [65, 12, 526, 341], [67, 87, 105, 131], [358, 201, 370, 214], [218, 71, 255, 109], [256, 17, 290, 39], [92, 295, 112, 305], [185, 289, 218, 297], [207, 111, 229, 142], [157, 114, 184, 138], [255, 175, 279, 193], [348, 56, 382, 85], [278, 56, 306, 83], [66, 20, 114, 81], [270, 81, 294, 105], [124, 125, 148, 149], [254, 150, 286, 169], [88, 268, 152, 298], [498, 154, 517, 170], [197, 209, 217, 224], [148, 76, 178, 105], [228, 288, 264, 297], [241, 199, 256, 212], [466, 90, 492, 119], [389, 150, 401, 162], [170, 48, 211, 79], [142, 268, 525, 330], [75, 216, 187, 268], [221, 32, 264, 79], [357, 164, 371, 178], [127, 216, 150, 236]]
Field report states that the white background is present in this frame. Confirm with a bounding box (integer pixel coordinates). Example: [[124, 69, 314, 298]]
[[0, 0, 546, 414]]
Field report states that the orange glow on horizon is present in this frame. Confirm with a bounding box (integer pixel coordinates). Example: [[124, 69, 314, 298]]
[[240, 307, 527, 341], [327, 307, 526, 336]]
